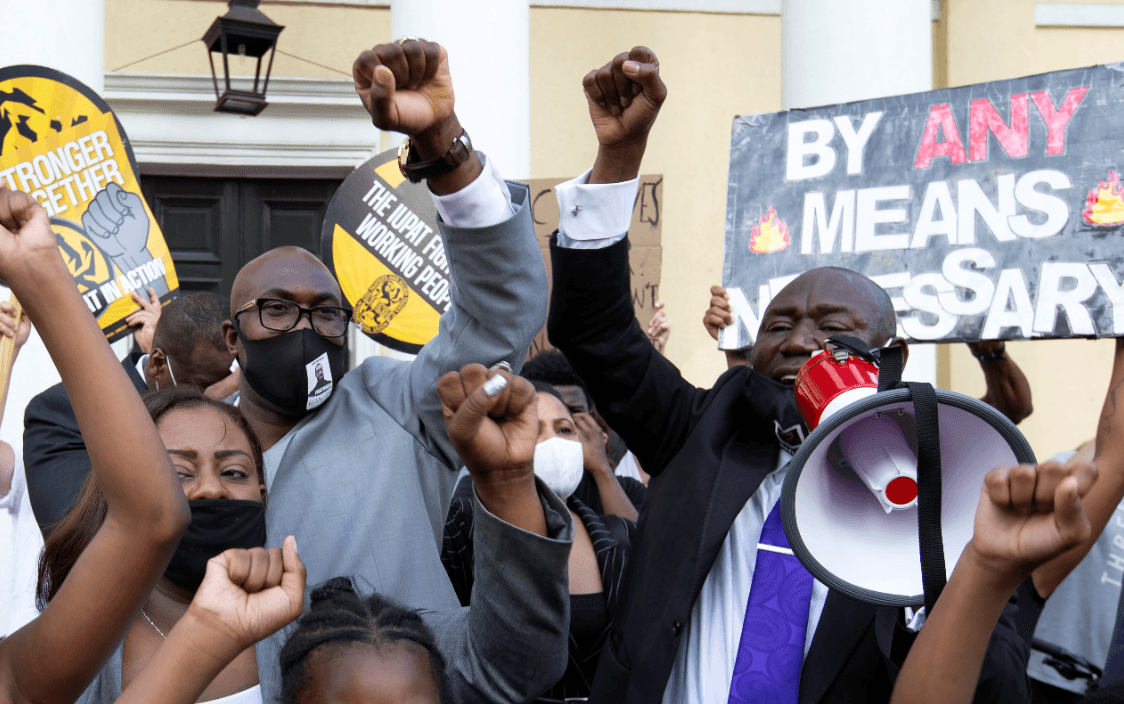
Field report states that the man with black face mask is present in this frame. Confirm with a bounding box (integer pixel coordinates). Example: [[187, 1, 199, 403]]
[[226, 40, 571, 704]]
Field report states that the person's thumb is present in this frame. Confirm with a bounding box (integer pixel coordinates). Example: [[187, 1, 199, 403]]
[[621, 61, 666, 106], [280, 535, 306, 614], [1053, 477, 1092, 549], [449, 374, 507, 439]]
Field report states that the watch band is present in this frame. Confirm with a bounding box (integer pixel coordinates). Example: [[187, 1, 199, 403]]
[[398, 130, 472, 183]]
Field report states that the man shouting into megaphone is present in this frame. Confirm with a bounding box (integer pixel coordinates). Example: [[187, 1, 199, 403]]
[[547, 47, 1039, 704]]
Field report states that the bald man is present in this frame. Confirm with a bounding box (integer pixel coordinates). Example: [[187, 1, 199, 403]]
[[546, 48, 1033, 704], [224, 41, 571, 704]]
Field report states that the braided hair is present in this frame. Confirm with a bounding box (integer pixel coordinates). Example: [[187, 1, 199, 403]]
[[279, 577, 450, 704]]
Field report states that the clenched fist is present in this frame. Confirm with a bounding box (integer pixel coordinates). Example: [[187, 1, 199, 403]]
[[584, 46, 666, 151], [353, 40, 453, 140], [437, 364, 538, 483], [964, 460, 1097, 591]]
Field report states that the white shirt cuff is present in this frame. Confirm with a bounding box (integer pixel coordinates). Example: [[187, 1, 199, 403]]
[[554, 167, 637, 250], [430, 154, 515, 229]]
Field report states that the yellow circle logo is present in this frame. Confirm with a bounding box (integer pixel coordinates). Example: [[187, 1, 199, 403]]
[[354, 274, 410, 334]]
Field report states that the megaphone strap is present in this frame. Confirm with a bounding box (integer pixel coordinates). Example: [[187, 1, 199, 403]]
[[876, 345, 904, 392], [904, 381, 948, 615]]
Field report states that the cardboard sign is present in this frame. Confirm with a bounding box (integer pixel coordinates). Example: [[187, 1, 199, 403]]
[[528, 175, 663, 357], [322, 148, 445, 355], [721, 62, 1124, 349], [0, 65, 179, 342]]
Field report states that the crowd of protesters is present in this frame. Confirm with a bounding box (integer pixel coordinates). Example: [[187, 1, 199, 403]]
[[0, 38, 1122, 704]]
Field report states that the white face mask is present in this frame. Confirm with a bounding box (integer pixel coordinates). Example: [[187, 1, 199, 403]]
[[533, 436, 584, 500]]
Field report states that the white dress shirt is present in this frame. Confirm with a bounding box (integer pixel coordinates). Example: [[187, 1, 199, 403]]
[[430, 155, 515, 228]]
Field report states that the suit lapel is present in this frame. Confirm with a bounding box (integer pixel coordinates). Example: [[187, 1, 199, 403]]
[[799, 590, 877, 704], [690, 433, 777, 598]]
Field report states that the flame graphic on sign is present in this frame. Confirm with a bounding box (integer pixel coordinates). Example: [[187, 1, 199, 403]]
[[749, 208, 790, 253], [1082, 170, 1124, 226]]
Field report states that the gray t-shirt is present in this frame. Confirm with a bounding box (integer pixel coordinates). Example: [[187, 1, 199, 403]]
[[1028, 450, 1122, 693]]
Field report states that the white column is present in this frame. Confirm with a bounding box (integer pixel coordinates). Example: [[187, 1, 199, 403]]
[[782, 0, 936, 384], [0, 0, 106, 95], [390, 0, 530, 181], [782, 0, 931, 111], [0, 0, 111, 451], [354, 1, 530, 365]]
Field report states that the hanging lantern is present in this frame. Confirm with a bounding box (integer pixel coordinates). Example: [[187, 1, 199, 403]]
[[202, 0, 285, 116]]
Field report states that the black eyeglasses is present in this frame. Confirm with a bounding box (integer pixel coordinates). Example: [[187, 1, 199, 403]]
[[235, 298, 353, 338]]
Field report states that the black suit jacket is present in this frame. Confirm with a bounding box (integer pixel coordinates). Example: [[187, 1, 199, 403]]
[[23, 352, 148, 537], [547, 235, 1036, 704]]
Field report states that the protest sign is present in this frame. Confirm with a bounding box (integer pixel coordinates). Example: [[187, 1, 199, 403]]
[[721, 62, 1124, 349], [323, 153, 663, 356], [0, 65, 179, 342], [322, 149, 445, 354], [527, 175, 663, 357]]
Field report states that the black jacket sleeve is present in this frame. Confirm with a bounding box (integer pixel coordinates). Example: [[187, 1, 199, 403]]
[[547, 235, 726, 477]]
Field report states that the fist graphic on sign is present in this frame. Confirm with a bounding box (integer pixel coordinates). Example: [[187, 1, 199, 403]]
[[81, 183, 168, 296]]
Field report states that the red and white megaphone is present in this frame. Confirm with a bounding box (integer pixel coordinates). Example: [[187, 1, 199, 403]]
[[780, 337, 1036, 608]]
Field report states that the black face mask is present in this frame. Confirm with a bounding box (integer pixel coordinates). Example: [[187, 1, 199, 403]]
[[236, 325, 347, 418], [164, 499, 267, 593]]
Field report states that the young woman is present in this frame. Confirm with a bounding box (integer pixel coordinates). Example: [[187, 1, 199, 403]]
[[37, 390, 283, 704], [0, 182, 191, 704], [121, 363, 567, 704], [442, 380, 634, 702]]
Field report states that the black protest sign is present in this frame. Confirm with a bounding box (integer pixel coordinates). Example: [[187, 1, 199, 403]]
[[0, 65, 180, 342], [721, 62, 1124, 348], [322, 148, 446, 354]]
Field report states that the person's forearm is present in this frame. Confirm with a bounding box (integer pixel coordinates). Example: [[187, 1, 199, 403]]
[[1034, 338, 1124, 597], [891, 549, 1017, 704], [978, 357, 1033, 425], [473, 474, 548, 537], [13, 262, 184, 530], [113, 611, 240, 704], [589, 141, 646, 185], [591, 469, 638, 521]]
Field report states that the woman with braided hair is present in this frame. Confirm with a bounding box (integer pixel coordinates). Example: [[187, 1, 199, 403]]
[[279, 577, 448, 704]]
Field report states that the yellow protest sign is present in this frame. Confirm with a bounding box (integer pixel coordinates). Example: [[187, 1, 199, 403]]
[[0, 65, 179, 342], [322, 149, 445, 354]]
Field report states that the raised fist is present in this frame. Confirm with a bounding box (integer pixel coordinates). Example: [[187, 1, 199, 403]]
[[437, 364, 538, 483], [965, 460, 1096, 588], [583, 46, 666, 150], [0, 180, 65, 286], [187, 536, 306, 653], [353, 39, 454, 138], [82, 183, 150, 264]]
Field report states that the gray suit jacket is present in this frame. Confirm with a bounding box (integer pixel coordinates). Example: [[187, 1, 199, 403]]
[[255, 182, 570, 703]]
